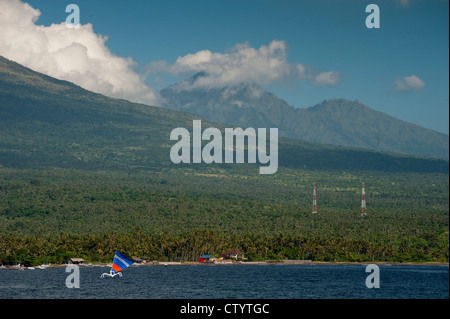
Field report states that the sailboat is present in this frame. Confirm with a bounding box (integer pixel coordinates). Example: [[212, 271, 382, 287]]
[[101, 250, 134, 278]]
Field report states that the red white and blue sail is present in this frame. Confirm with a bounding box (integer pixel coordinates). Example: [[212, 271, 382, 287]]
[[111, 250, 134, 274], [102, 250, 134, 278]]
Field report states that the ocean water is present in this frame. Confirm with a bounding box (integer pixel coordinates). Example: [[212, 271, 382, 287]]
[[0, 264, 448, 299]]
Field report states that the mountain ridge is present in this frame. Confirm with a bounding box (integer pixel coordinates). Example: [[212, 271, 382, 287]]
[[160, 73, 449, 159], [0, 55, 448, 174]]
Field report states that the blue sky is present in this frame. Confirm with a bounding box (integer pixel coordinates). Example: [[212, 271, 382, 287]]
[[19, 0, 450, 134]]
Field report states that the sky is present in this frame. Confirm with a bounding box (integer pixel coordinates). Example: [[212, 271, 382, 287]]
[[0, 0, 448, 134]]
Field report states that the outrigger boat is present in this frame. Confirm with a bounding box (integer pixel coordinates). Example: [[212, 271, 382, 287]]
[[101, 250, 134, 278]]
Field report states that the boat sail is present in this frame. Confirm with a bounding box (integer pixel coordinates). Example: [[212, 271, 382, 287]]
[[101, 250, 134, 278]]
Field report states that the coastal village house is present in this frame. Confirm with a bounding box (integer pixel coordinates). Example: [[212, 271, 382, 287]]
[[222, 249, 245, 260], [199, 249, 246, 262], [68, 258, 84, 265]]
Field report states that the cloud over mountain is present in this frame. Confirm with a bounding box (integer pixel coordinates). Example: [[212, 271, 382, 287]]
[[148, 41, 291, 89], [147, 40, 341, 89], [0, 0, 160, 106], [0, 0, 343, 105]]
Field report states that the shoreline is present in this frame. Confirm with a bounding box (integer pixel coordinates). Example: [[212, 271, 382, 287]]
[[1, 260, 448, 270]]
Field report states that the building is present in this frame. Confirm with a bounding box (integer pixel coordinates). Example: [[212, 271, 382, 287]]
[[222, 249, 245, 260], [198, 255, 221, 263], [199, 254, 212, 262], [68, 258, 84, 265]]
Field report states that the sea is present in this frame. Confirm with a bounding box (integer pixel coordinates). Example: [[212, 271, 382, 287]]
[[0, 264, 448, 299]]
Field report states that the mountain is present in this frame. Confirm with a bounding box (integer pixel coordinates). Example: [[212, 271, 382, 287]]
[[0, 55, 191, 171], [160, 73, 449, 159], [0, 56, 448, 262], [0, 55, 447, 174]]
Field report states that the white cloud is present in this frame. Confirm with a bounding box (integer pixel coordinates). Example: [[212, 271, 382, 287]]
[[147, 41, 342, 90], [148, 41, 292, 89], [395, 75, 425, 92], [0, 0, 340, 99], [0, 0, 160, 106], [310, 71, 342, 87]]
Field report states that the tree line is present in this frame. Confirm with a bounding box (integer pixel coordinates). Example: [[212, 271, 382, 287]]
[[0, 228, 447, 267]]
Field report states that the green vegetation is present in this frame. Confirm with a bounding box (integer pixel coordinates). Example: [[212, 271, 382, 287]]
[[0, 56, 448, 266], [0, 166, 448, 265]]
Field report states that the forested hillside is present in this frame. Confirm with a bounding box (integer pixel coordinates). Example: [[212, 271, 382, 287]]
[[0, 56, 448, 266]]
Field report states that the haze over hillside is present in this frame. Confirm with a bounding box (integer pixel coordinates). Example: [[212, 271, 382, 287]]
[[160, 72, 449, 160]]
